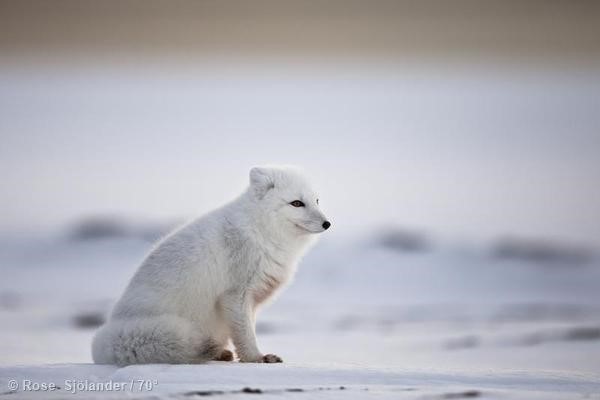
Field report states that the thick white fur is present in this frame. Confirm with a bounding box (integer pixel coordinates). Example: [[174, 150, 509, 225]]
[[92, 166, 329, 365]]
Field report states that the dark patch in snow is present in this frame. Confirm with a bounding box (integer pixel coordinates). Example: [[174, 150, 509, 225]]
[[444, 335, 480, 350], [241, 387, 262, 394], [72, 311, 105, 329], [491, 237, 594, 266], [511, 325, 600, 346], [0, 291, 22, 310], [184, 389, 225, 396], [376, 228, 432, 253], [67, 215, 180, 243], [492, 303, 596, 323], [182, 386, 350, 397], [441, 390, 482, 398], [68, 217, 131, 241], [564, 326, 600, 341], [316, 386, 349, 392]]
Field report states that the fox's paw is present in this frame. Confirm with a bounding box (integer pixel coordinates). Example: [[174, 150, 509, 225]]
[[262, 354, 283, 363], [213, 349, 234, 362]]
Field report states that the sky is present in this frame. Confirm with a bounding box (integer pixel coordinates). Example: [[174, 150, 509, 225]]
[[2, 1, 599, 244], [1, 61, 599, 244]]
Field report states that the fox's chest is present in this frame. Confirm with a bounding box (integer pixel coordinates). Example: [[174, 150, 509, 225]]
[[250, 258, 293, 306]]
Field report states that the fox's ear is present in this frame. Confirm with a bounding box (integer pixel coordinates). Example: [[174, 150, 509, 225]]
[[249, 167, 275, 199]]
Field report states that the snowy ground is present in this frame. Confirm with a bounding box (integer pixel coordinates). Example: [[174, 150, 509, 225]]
[[2, 363, 599, 399], [1, 228, 599, 398]]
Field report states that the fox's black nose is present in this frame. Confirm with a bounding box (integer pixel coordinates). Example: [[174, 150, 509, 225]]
[[322, 221, 331, 230]]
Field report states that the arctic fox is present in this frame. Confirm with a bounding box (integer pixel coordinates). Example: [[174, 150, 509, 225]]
[[92, 166, 330, 365]]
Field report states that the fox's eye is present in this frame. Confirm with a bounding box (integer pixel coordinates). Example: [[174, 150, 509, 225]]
[[316, 199, 319, 205], [290, 200, 305, 207]]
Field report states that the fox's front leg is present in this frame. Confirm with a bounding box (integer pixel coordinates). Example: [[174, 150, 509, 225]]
[[220, 291, 282, 363]]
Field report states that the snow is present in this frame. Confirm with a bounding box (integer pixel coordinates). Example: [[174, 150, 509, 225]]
[[2, 363, 599, 399], [1, 230, 599, 398]]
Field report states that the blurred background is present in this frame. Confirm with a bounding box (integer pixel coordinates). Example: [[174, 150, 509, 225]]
[[1, 0, 599, 371]]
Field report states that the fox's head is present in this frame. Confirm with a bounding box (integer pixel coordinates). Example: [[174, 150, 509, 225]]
[[248, 166, 331, 235]]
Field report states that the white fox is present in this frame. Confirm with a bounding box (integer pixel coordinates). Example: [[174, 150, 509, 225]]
[[92, 166, 330, 365]]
